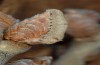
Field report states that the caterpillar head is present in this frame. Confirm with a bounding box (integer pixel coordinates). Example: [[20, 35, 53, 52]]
[[4, 9, 67, 45]]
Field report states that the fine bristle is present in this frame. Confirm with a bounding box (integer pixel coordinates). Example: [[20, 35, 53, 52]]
[[39, 9, 68, 44]]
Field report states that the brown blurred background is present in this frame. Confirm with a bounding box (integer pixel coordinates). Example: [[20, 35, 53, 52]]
[[0, 0, 100, 20], [15, 0, 100, 20]]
